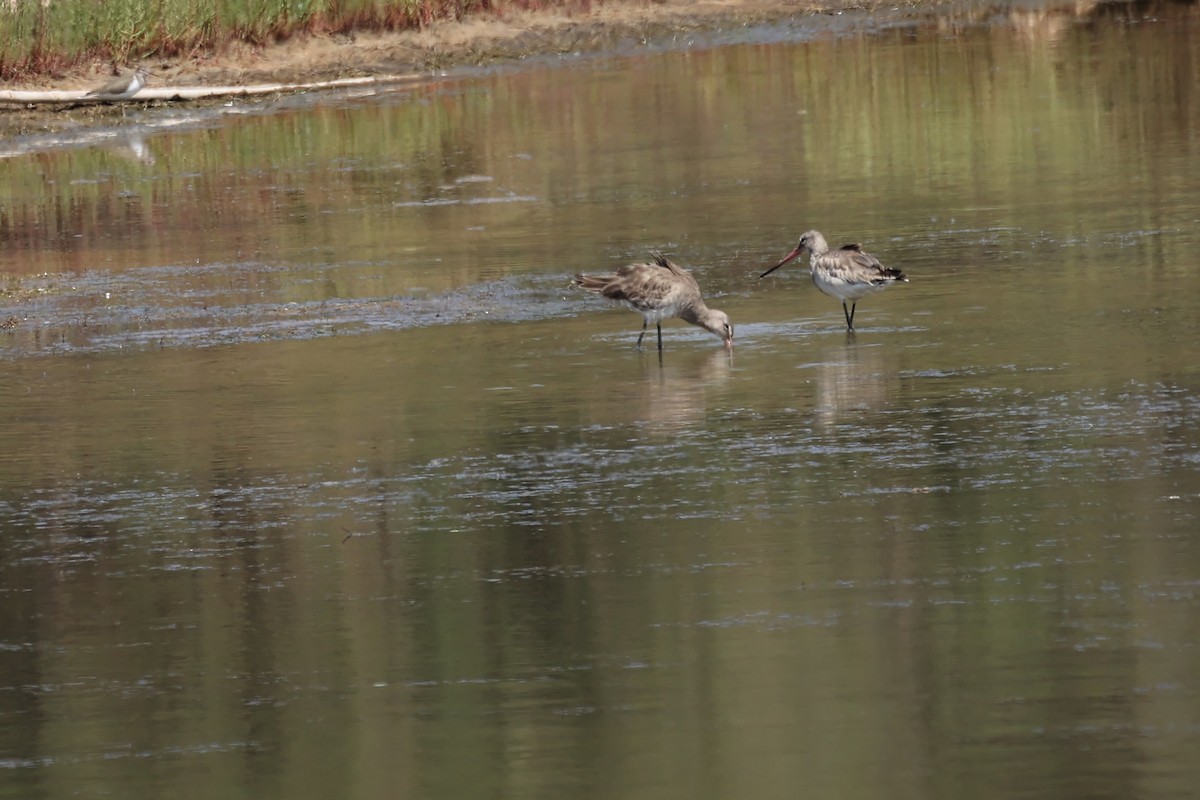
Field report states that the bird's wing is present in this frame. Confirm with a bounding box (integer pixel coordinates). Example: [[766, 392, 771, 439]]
[[818, 247, 893, 285], [604, 260, 692, 312], [650, 251, 702, 289]]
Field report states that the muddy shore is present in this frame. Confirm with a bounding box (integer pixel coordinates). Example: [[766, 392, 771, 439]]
[[1, 0, 951, 140]]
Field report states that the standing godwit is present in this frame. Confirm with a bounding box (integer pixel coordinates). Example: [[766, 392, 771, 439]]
[[575, 251, 734, 351], [84, 67, 149, 101], [760, 230, 907, 331]]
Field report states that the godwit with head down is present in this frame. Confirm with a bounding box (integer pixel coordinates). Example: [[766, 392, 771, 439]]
[[575, 251, 733, 351], [760, 230, 907, 331]]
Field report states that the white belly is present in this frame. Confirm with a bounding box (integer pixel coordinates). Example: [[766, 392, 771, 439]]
[[812, 269, 887, 303], [624, 299, 681, 323]]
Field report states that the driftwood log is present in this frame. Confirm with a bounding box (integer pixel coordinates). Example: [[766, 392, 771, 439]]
[[0, 74, 425, 105]]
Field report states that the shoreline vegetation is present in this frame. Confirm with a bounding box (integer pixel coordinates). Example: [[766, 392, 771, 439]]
[[2, 0, 880, 83], [0, 0, 916, 87], [0, 0, 527, 80], [0, 0, 1112, 139], [0, 0, 910, 138]]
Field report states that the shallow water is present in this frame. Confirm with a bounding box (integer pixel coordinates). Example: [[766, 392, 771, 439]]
[[3, 2, 1200, 798]]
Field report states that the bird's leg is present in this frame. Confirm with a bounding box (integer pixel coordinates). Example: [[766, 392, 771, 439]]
[[842, 302, 855, 331], [636, 320, 648, 348], [656, 323, 663, 352]]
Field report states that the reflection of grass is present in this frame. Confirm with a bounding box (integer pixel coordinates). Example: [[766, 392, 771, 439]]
[[0, 0, 587, 79], [2, 276, 32, 331], [1, 276, 28, 301], [1, 274, 66, 304]]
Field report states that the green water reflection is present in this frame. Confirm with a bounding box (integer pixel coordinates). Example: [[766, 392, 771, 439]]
[[2, 2, 1200, 799]]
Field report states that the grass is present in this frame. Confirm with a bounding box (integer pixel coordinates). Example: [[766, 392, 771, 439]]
[[0, 0, 589, 80]]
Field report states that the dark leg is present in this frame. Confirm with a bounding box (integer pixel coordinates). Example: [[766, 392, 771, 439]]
[[636, 320, 648, 348], [842, 302, 855, 331], [656, 323, 663, 352]]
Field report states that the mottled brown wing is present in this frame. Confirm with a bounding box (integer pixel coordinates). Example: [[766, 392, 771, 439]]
[[599, 258, 692, 313], [649, 251, 703, 294], [816, 249, 865, 283], [818, 246, 897, 286]]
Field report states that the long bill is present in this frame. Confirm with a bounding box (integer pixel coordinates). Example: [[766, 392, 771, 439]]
[[759, 245, 804, 278]]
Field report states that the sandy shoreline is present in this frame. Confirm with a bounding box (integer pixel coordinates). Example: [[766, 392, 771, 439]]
[[1, 0, 942, 139]]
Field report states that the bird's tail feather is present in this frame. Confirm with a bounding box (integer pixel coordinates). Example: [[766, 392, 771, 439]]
[[574, 273, 616, 293]]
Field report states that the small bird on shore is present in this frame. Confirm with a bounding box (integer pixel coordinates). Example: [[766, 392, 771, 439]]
[[84, 67, 149, 101], [760, 230, 907, 331], [575, 251, 734, 351]]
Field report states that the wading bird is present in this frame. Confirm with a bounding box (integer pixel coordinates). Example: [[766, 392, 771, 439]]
[[85, 67, 149, 101], [575, 251, 733, 351], [760, 230, 907, 331]]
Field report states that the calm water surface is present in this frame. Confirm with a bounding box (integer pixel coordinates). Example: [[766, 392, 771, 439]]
[[2, 2, 1200, 798]]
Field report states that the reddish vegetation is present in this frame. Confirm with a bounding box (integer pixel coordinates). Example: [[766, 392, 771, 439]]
[[1, 0, 599, 81]]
